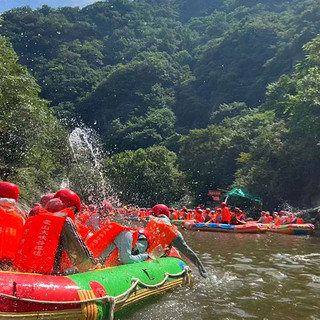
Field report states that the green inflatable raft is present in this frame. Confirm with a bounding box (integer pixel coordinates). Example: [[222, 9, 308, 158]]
[[0, 254, 191, 320]]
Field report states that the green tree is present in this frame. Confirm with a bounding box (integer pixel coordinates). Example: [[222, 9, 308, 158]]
[[106, 107, 177, 153], [78, 51, 191, 134], [0, 37, 69, 202], [104, 146, 190, 206]]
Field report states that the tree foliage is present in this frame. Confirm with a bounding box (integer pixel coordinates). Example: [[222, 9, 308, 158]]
[[0, 37, 70, 202], [104, 146, 189, 207], [2, 0, 320, 208]]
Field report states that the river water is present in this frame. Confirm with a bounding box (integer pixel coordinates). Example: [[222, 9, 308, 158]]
[[118, 228, 320, 320]]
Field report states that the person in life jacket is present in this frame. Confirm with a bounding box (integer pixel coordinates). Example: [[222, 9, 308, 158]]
[[144, 204, 208, 278], [14, 190, 98, 275], [265, 212, 273, 223], [86, 222, 150, 266], [273, 212, 281, 225], [195, 208, 204, 223], [0, 182, 25, 267], [239, 210, 246, 222], [84, 200, 112, 232], [203, 208, 211, 222], [295, 212, 305, 224], [214, 207, 222, 223], [257, 211, 267, 223], [29, 193, 56, 218], [221, 202, 231, 224], [279, 211, 290, 225]]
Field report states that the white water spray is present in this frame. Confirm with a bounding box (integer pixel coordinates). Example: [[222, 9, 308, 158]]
[[68, 127, 120, 205]]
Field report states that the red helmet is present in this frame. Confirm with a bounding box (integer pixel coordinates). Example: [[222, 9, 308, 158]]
[[45, 198, 65, 213], [182, 206, 187, 211], [216, 208, 222, 212], [220, 202, 227, 208], [205, 208, 211, 212], [234, 207, 240, 213], [0, 182, 19, 201], [54, 189, 81, 213], [100, 200, 113, 211], [40, 193, 55, 207], [152, 204, 170, 217], [29, 204, 41, 217]]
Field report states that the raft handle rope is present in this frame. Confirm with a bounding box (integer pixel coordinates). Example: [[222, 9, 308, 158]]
[[0, 266, 190, 320]]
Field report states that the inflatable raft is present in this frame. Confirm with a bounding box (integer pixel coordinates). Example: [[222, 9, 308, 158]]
[[268, 223, 314, 235], [0, 255, 191, 319], [181, 221, 267, 233]]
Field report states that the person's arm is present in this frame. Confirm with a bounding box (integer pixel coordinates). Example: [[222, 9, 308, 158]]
[[114, 231, 148, 264], [172, 231, 207, 278], [61, 217, 97, 272]]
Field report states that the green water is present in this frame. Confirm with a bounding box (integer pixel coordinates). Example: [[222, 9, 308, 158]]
[[118, 230, 320, 320]]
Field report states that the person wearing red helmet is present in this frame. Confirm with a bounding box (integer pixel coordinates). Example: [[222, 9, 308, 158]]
[[0, 182, 25, 267], [40, 193, 55, 207], [84, 200, 112, 232], [54, 189, 81, 213], [220, 202, 231, 224], [215, 207, 223, 223], [15, 189, 98, 275], [87, 223, 151, 266], [28, 193, 55, 218], [203, 208, 211, 222], [144, 204, 208, 278]]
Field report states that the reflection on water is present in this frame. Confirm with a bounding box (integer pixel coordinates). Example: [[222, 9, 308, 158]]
[[118, 229, 320, 320]]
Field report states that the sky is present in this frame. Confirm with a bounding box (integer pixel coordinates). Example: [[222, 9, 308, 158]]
[[0, 0, 101, 11]]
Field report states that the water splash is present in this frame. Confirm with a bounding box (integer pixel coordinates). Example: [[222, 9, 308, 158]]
[[68, 126, 120, 206]]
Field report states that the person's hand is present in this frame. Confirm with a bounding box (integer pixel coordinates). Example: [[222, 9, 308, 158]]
[[198, 265, 208, 278], [89, 263, 102, 271]]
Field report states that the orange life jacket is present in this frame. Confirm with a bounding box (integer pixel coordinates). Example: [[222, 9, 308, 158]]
[[76, 221, 91, 241], [186, 212, 192, 220], [14, 212, 67, 273], [86, 222, 138, 266], [77, 210, 96, 224], [195, 212, 203, 223], [274, 216, 282, 225], [0, 206, 24, 262], [296, 217, 304, 224], [173, 211, 179, 220], [144, 218, 177, 253], [221, 207, 231, 223]]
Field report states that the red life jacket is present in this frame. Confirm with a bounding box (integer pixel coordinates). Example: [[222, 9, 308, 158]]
[[221, 207, 231, 223], [195, 212, 204, 223], [14, 211, 68, 274], [274, 216, 282, 225], [186, 212, 192, 220], [296, 217, 304, 224], [173, 211, 179, 220], [0, 206, 24, 262], [77, 210, 96, 224], [144, 218, 178, 253], [86, 222, 138, 266], [76, 221, 91, 241]]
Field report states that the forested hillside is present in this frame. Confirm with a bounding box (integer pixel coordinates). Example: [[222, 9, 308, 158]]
[[1, 0, 320, 209]]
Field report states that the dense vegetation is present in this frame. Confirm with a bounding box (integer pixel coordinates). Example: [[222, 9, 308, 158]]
[[1, 0, 320, 209]]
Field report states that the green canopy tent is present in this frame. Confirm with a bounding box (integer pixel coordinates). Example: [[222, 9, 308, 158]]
[[225, 188, 262, 203], [224, 188, 262, 219]]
